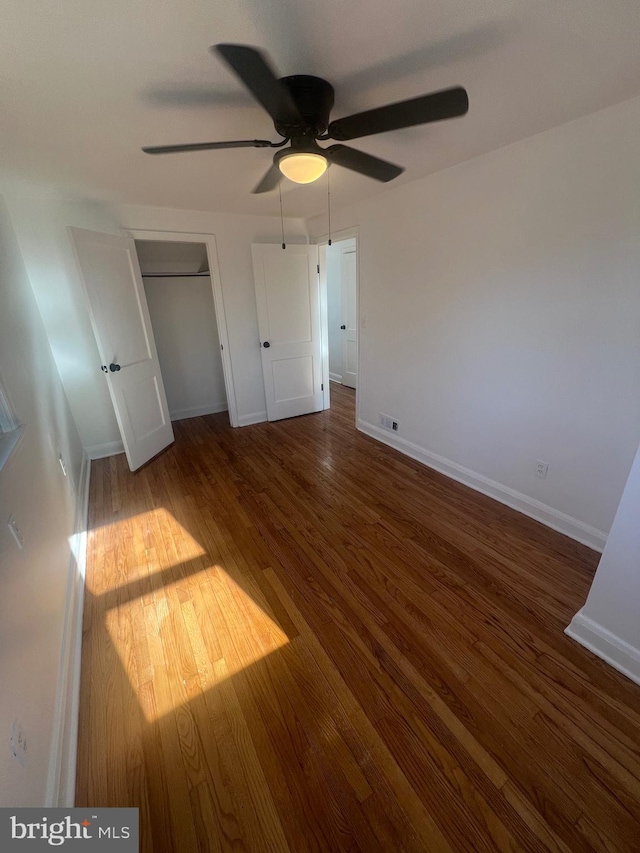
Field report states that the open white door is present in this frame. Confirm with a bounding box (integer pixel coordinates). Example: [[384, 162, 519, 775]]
[[251, 244, 323, 421], [341, 248, 358, 389], [70, 227, 174, 471]]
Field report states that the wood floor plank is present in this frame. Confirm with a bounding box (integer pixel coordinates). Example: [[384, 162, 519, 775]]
[[76, 383, 640, 852], [206, 657, 291, 853]]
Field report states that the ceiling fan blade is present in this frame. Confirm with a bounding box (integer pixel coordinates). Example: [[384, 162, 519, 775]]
[[252, 164, 283, 194], [328, 86, 468, 141], [142, 139, 275, 155], [326, 145, 404, 182], [214, 44, 303, 126]]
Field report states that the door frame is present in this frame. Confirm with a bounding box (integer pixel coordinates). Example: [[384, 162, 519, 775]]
[[316, 226, 360, 426], [125, 229, 239, 428]]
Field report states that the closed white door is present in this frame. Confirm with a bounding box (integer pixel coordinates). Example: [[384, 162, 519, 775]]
[[341, 249, 358, 389], [251, 244, 323, 421], [70, 227, 174, 471]]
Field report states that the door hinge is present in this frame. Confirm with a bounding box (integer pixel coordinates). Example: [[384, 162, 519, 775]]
[[321, 383, 324, 391], [220, 344, 223, 350], [317, 264, 320, 274]]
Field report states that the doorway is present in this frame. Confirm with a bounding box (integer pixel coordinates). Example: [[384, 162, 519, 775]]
[[326, 237, 357, 390], [135, 239, 229, 425], [70, 226, 238, 470], [322, 234, 358, 425], [128, 229, 239, 431]]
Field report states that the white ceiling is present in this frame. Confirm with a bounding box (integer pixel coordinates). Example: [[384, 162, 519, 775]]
[[2, 0, 640, 219]]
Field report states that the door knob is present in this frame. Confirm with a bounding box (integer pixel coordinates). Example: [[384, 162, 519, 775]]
[[109, 362, 121, 372], [340, 325, 346, 330], [263, 341, 270, 348]]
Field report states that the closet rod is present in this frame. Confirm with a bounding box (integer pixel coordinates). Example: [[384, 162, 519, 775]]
[[142, 272, 210, 278]]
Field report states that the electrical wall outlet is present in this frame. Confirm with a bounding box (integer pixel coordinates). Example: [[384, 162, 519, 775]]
[[9, 720, 27, 767], [379, 413, 399, 432], [536, 460, 549, 479]]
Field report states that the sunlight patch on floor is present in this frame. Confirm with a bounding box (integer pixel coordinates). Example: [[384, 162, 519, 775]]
[[85, 507, 207, 595], [105, 566, 290, 721], [87, 507, 289, 723], [90, 507, 290, 723]]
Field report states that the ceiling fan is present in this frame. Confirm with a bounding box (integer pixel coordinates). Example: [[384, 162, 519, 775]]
[[142, 44, 469, 193]]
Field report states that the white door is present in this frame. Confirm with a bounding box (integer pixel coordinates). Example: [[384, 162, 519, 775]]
[[341, 248, 358, 389], [69, 227, 174, 471], [251, 244, 323, 421]]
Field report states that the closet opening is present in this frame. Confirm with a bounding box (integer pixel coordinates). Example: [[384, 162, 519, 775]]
[[134, 239, 230, 425]]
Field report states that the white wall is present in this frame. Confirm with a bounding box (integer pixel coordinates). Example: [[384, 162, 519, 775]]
[[117, 204, 308, 426], [566, 440, 640, 684], [144, 275, 228, 420], [309, 96, 640, 546], [0, 194, 85, 805]]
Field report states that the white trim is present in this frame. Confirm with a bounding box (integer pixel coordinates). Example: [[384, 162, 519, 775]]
[[238, 410, 267, 427], [46, 452, 91, 806], [565, 610, 640, 687], [85, 439, 125, 460], [170, 401, 228, 421], [357, 418, 607, 552], [329, 372, 343, 384], [125, 228, 239, 429]]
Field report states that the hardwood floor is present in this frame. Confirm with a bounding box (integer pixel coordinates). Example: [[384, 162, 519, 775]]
[[76, 383, 640, 852]]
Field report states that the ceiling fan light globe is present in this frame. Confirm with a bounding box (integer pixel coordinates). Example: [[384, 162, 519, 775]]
[[278, 152, 328, 184]]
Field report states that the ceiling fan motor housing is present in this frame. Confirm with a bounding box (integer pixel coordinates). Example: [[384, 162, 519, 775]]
[[276, 75, 335, 138]]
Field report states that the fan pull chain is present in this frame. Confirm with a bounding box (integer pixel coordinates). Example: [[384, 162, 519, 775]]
[[279, 182, 286, 250], [327, 168, 332, 246]]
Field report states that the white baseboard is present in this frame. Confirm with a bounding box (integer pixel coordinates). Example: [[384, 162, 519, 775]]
[[238, 410, 267, 427], [46, 452, 91, 806], [357, 418, 607, 553], [85, 439, 124, 460], [329, 372, 343, 383], [565, 610, 640, 687], [170, 401, 228, 421]]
